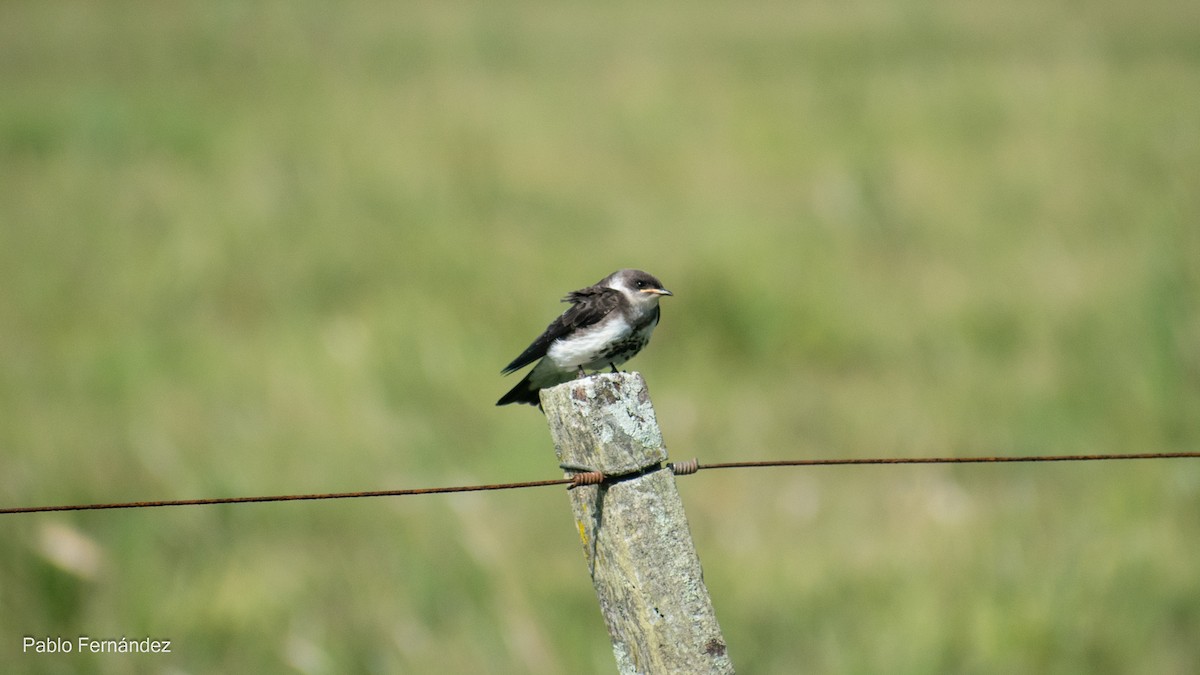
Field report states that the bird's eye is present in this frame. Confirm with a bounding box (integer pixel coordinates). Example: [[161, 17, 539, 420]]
[[635, 280, 646, 288]]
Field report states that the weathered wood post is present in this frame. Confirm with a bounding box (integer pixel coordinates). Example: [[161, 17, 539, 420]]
[[541, 372, 734, 674]]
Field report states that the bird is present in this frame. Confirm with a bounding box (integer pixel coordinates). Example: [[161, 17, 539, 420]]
[[497, 269, 673, 407]]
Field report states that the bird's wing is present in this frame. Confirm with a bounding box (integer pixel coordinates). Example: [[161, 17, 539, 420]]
[[501, 285, 623, 374]]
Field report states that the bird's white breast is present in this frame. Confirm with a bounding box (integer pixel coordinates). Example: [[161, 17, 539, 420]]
[[546, 317, 632, 369]]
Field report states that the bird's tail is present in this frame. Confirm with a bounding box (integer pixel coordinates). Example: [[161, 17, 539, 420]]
[[496, 371, 543, 407]]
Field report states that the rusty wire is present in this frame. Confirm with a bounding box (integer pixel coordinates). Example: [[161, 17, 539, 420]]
[[2, 451, 1198, 515], [687, 451, 1200, 471], [0, 479, 573, 515]]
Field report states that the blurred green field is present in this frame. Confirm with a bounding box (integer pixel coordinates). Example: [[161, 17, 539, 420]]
[[2, 0, 1199, 672]]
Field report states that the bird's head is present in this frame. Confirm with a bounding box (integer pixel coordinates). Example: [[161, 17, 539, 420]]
[[605, 269, 673, 309]]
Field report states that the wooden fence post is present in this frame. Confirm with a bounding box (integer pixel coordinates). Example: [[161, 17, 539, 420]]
[[541, 372, 734, 675]]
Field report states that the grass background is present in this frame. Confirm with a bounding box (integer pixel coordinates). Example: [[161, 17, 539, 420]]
[[2, 0, 1198, 672]]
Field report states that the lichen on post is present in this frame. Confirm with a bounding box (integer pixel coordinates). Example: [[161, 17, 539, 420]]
[[541, 372, 734, 675]]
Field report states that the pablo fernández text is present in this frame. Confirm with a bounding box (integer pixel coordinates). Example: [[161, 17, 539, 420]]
[[23, 636, 172, 655]]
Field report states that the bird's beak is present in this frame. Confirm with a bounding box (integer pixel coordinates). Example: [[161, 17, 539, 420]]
[[641, 288, 673, 297]]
